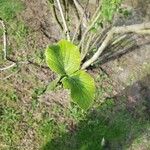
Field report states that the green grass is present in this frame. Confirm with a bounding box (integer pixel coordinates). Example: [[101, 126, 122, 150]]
[[1, 66, 150, 150], [0, 105, 21, 149], [0, 0, 24, 21], [0, 0, 29, 64], [0, 89, 19, 102], [42, 99, 150, 150], [0, 69, 150, 150]]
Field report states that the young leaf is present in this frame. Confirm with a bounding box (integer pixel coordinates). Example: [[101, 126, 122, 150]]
[[45, 40, 81, 76], [62, 70, 95, 110]]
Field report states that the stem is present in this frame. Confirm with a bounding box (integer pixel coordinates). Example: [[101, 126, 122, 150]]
[[81, 22, 150, 69], [81, 33, 94, 60], [73, 0, 88, 28], [52, 3, 63, 30], [72, 0, 89, 42], [0, 63, 16, 71], [56, 0, 70, 41], [0, 19, 7, 60], [79, 4, 101, 48]]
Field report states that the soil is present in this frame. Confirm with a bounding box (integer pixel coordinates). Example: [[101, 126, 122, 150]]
[[21, 0, 150, 92], [11, 0, 150, 130], [101, 0, 150, 90], [0, 0, 150, 149]]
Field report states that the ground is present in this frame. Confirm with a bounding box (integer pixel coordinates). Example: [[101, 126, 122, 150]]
[[0, 0, 150, 150]]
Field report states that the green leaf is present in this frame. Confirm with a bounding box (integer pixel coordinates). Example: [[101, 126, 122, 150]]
[[45, 39, 81, 76], [62, 70, 95, 110]]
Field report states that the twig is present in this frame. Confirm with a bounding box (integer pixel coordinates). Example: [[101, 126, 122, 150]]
[[0, 61, 29, 71], [0, 19, 49, 73], [90, 30, 107, 50], [40, 24, 58, 42], [73, 0, 88, 28], [52, 3, 63, 31], [114, 23, 150, 33], [81, 33, 94, 60], [56, 0, 70, 41], [71, 0, 89, 43], [48, 0, 63, 31], [71, 14, 84, 43], [0, 63, 16, 71], [81, 26, 110, 60], [111, 34, 127, 46], [81, 22, 150, 69], [62, 0, 69, 21], [133, 30, 150, 34], [0, 70, 19, 80], [0, 19, 7, 60], [79, 3, 102, 48]]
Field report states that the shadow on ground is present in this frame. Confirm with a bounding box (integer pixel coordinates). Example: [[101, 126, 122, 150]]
[[42, 75, 150, 150]]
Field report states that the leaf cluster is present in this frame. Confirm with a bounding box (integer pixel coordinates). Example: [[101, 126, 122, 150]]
[[45, 40, 95, 110]]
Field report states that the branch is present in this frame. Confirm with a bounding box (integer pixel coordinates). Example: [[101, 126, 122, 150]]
[[71, 0, 89, 42], [52, 3, 63, 31], [0, 61, 29, 71], [71, 14, 84, 43], [0, 19, 7, 60], [81, 33, 94, 60], [81, 22, 150, 69], [0, 19, 49, 73], [0, 63, 16, 71], [56, 0, 70, 41], [79, 3, 101, 48], [73, 0, 88, 28]]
